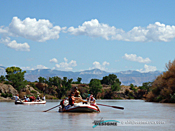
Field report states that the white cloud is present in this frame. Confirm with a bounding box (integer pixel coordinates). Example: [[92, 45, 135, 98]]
[[123, 53, 151, 63], [137, 64, 157, 73], [103, 61, 110, 66], [50, 58, 58, 63], [0, 17, 62, 42], [0, 37, 30, 51], [1, 17, 175, 43], [90, 61, 110, 70], [21, 65, 48, 70], [67, 19, 175, 42], [0, 26, 8, 34], [21, 66, 34, 70], [67, 19, 117, 40], [36, 65, 48, 69], [55, 57, 77, 71]]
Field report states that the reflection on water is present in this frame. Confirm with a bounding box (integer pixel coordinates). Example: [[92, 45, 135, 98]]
[[0, 100, 174, 131]]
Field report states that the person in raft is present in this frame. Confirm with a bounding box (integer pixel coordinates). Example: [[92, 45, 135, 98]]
[[42, 95, 46, 101], [36, 95, 40, 101], [69, 91, 87, 106], [62, 97, 71, 111], [88, 94, 100, 112], [74, 87, 81, 98], [15, 94, 19, 101]]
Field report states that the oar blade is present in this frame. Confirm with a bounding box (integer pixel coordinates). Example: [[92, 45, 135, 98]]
[[97, 103, 124, 110], [111, 106, 124, 110]]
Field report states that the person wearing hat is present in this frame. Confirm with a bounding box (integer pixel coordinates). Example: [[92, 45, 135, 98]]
[[87, 94, 100, 112], [74, 87, 81, 98], [15, 94, 19, 101]]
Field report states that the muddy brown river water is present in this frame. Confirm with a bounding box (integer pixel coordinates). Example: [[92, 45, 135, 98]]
[[0, 100, 174, 131]]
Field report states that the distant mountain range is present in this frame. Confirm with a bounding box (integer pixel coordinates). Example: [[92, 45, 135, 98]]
[[0, 66, 163, 86]]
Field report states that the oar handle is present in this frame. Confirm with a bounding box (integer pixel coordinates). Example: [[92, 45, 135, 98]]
[[43, 105, 60, 112]]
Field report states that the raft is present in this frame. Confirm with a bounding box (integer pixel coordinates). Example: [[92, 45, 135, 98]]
[[15, 100, 46, 105], [59, 103, 99, 112]]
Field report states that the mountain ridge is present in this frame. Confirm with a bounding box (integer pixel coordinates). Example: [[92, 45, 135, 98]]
[[0, 66, 163, 86]]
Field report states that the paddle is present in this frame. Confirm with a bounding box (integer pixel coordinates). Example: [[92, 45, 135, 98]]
[[97, 103, 124, 110], [43, 105, 60, 112]]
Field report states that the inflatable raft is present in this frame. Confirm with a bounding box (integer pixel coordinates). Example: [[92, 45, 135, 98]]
[[59, 103, 99, 112], [15, 100, 46, 105]]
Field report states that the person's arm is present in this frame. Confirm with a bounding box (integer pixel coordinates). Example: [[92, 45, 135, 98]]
[[90, 98, 96, 104]]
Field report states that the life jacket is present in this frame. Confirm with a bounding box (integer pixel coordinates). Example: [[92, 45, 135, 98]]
[[60, 100, 65, 108], [69, 97, 74, 106]]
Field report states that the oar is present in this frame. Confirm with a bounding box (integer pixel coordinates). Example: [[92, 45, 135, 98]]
[[97, 103, 124, 110], [43, 105, 60, 112]]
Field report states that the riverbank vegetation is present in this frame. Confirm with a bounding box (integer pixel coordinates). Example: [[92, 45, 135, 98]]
[[146, 60, 175, 103], [0, 60, 175, 103]]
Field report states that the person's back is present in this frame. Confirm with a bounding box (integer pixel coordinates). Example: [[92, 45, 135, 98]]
[[15, 95, 19, 101], [37, 95, 40, 101], [42, 96, 45, 101]]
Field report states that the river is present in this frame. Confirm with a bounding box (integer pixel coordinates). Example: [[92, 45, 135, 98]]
[[0, 100, 174, 131]]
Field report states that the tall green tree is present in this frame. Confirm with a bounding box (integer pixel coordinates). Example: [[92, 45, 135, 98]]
[[101, 74, 121, 85], [101, 74, 121, 92], [38, 77, 47, 83], [55, 77, 72, 98], [77, 77, 82, 84], [139, 82, 152, 93], [89, 79, 102, 98], [5, 66, 27, 92]]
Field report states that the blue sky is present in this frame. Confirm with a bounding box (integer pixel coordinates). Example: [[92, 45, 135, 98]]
[[0, 0, 175, 72]]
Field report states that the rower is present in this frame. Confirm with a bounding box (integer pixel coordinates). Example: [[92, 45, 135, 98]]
[[89, 94, 100, 112]]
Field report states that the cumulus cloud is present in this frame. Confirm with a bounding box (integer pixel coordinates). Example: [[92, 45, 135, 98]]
[[0, 37, 30, 51], [50, 58, 58, 63], [90, 61, 110, 70], [0, 17, 63, 51], [0, 17, 62, 42], [67, 19, 175, 42], [137, 64, 157, 73], [67, 19, 117, 40], [55, 57, 77, 71], [123, 53, 151, 63]]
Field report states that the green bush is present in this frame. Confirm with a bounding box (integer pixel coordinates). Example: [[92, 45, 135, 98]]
[[128, 95, 134, 99], [4, 81, 10, 85], [1, 93, 12, 98], [8, 94, 12, 97], [31, 90, 37, 94]]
